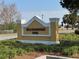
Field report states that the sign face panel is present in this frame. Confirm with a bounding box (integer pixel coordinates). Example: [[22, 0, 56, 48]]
[[17, 16, 59, 44], [22, 26, 49, 36], [26, 28, 45, 31]]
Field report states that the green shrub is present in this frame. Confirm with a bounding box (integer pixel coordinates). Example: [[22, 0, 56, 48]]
[[0, 39, 79, 58], [75, 29, 79, 34], [63, 46, 79, 56], [16, 48, 25, 56], [25, 47, 34, 52]]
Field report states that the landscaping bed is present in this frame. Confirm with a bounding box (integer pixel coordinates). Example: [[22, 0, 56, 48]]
[[0, 33, 79, 59]]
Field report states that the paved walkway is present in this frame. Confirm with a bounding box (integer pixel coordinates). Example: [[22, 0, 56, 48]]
[[35, 55, 77, 59], [0, 33, 17, 40]]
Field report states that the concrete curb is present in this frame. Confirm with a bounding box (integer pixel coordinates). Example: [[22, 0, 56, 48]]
[[35, 55, 77, 59]]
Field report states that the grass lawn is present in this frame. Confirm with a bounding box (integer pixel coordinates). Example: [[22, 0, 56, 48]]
[[59, 33, 79, 41]]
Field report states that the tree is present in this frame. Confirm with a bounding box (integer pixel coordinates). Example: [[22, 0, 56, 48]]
[[63, 14, 70, 29], [60, 0, 79, 14], [0, 1, 21, 31], [63, 14, 70, 24], [0, 3, 19, 24], [60, 0, 79, 29], [75, 16, 79, 29], [63, 13, 77, 29]]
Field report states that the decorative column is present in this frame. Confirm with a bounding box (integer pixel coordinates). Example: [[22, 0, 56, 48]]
[[16, 19, 22, 39], [50, 18, 59, 41]]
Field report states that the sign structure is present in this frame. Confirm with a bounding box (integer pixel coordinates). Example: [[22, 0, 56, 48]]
[[17, 16, 59, 44]]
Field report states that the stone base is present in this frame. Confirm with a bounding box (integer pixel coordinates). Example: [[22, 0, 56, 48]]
[[17, 40, 60, 45]]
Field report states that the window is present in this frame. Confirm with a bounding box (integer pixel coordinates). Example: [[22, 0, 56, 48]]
[[32, 32, 39, 34]]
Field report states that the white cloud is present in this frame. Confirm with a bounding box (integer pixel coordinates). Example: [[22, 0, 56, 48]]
[[21, 10, 69, 24]]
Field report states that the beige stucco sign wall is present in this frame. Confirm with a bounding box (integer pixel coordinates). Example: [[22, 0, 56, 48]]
[[16, 16, 59, 44]]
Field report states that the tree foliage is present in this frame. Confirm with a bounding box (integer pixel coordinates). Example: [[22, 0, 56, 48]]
[[60, 0, 79, 13], [60, 0, 79, 29], [0, 1, 21, 31], [0, 0, 21, 24], [63, 14, 77, 24], [63, 13, 77, 29]]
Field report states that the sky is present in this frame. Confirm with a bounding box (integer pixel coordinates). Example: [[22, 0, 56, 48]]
[[2, 0, 69, 24]]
